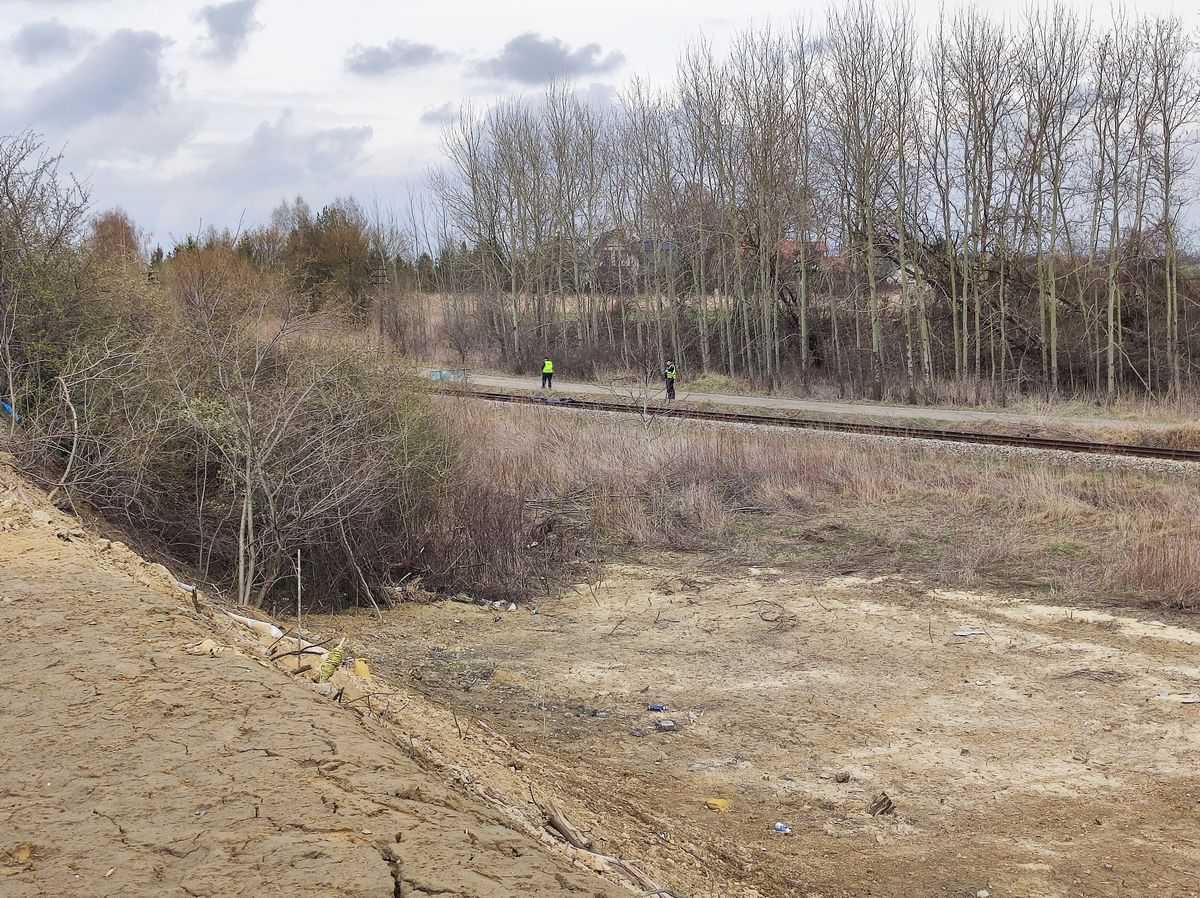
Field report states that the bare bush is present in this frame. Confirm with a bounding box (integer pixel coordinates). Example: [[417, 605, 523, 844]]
[[1107, 532, 1200, 610], [0, 132, 90, 430]]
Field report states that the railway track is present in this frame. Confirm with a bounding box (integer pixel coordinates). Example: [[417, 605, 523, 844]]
[[435, 386, 1200, 464]]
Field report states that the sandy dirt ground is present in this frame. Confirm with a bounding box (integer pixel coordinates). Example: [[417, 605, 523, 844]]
[[330, 561, 1200, 898], [5, 452, 1200, 898], [0, 465, 631, 898], [452, 373, 1178, 432]]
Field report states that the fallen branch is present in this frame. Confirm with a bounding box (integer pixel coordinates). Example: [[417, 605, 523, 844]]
[[529, 786, 593, 850], [528, 788, 686, 897], [574, 850, 686, 898], [270, 644, 330, 661], [735, 599, 798, 629], [224, 609, 329, 659], [606, 616, 628, 637]]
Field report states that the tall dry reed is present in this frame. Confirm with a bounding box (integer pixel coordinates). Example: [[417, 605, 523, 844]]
[[446, 399, 1200, 611]]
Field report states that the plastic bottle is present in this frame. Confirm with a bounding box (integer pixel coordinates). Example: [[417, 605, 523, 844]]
[[773, 822, 792, 835]]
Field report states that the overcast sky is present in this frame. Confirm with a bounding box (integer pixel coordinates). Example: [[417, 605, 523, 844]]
[[1, 0, 1196, 246]]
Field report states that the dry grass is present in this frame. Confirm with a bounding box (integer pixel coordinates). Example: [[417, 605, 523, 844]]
[[446, 398, 1200, 612], [1006, 389, 1200, 424], [677, 372, 747, 395], [1106, 532, 1200, 611], [1093, 422, 1200, 452]]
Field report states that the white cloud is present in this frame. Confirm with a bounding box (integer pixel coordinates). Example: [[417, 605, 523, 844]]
[[345, 39, 451, 76], [70, 102, 201, 163], [9, 19, 91, 64], [204, 110, 373, 189], [195, 0, 261, 62], [24, 29, 170, 127], [472, 33, 625, 85], [419, 101, 457, 126]]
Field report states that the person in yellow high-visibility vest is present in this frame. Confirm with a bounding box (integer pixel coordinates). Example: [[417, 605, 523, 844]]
[[665, 360, 678, 401], [541, 357, 554, 390]]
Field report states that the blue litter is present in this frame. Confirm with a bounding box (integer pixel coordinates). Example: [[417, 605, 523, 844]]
[[0, 400, 16, 422], [648, 703, 667, 712]]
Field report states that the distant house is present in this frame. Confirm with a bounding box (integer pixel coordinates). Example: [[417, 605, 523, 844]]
[[637, 238, 677, 257], [591, 229, 640, 293], [635, 237, 682, 285], [814, 255, 899, 284], [779, 239, 828, 266], [818, 254, 848, 276], [737, 238, 828, 268], [874, 258, 901, 286], [590, 231, 685, 293]]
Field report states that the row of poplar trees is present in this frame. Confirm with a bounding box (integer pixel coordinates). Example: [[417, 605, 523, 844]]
[[429, 2, 1200, 402]]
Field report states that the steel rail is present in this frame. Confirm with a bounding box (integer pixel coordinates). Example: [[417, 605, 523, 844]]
[[433, 386, 1200, 463]]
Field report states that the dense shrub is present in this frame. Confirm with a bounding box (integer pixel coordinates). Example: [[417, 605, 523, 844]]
[[0, 133, 589, 610], [13, 300, 594, 608]]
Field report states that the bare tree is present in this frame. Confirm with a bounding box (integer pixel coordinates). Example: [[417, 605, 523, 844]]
[[0, 132, 90, 435], [421, 5, 1200, 405]]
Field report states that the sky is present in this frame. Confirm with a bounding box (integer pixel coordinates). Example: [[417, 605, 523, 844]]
[[1, 0, 1197, 247]]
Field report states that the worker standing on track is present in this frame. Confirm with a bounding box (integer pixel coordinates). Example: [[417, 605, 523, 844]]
[[541, 356, 554, 390], [665, 360, 678, 401]]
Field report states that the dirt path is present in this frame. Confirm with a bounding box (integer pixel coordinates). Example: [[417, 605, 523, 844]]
[[454, 372, 1179, 432], [331, 563, 1200, 898], [0, 469, 629, 898]]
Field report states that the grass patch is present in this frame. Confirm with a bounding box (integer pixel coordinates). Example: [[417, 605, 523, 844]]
[[684, 372, 748, 395], [1105, 531, 1200, 611], [445, 399, 1200, 614]]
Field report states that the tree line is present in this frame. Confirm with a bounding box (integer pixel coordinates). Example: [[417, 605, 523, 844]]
[[428, 3, 1200, 403], [11, 3, 1200, 408]]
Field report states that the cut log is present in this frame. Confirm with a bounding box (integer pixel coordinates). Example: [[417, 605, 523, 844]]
[[223, 610, 328, 658], [543, 797, 593, 850]]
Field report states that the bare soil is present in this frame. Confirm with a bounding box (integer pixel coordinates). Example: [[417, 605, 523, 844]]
[[0, 465, 629, 898], [330, 560, 1200, 898], [4, 451, 1199, 898]]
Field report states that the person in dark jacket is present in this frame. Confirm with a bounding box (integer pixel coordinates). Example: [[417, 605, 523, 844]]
[[665, 360, 678, 401]]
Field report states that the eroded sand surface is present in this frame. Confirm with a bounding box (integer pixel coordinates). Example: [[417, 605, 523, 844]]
[[0, 467, 628, 898], [333, 564, 1200, 898], [5, 450, 1199, 898]]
